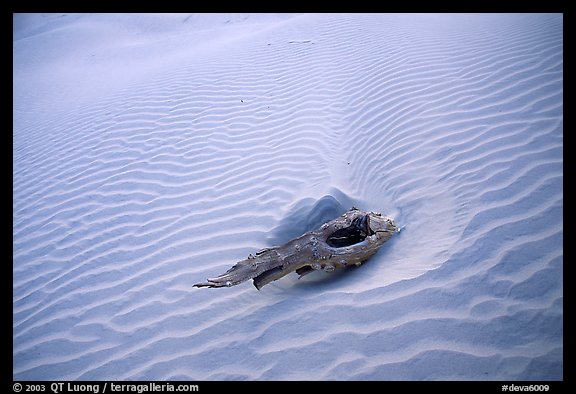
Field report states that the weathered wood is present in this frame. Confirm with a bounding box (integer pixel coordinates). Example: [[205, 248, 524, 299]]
[[194, 208, 397, 290]]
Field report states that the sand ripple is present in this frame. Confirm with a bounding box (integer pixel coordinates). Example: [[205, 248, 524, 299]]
[[13, 13, 562, 380]]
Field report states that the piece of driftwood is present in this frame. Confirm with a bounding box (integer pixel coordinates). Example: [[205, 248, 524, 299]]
[[194, 207, 397, 290]]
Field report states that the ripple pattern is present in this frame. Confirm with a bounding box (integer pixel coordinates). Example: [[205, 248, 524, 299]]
[[14, 13, 562, 380]]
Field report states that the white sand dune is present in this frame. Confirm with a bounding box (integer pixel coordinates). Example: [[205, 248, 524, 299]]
[[13, 13, 562, 380]]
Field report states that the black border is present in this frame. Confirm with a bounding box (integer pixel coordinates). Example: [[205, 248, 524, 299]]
[[11, 5, 569, 388]]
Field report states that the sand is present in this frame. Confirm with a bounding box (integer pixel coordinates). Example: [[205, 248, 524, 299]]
[[13, 13, 563, 380]]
